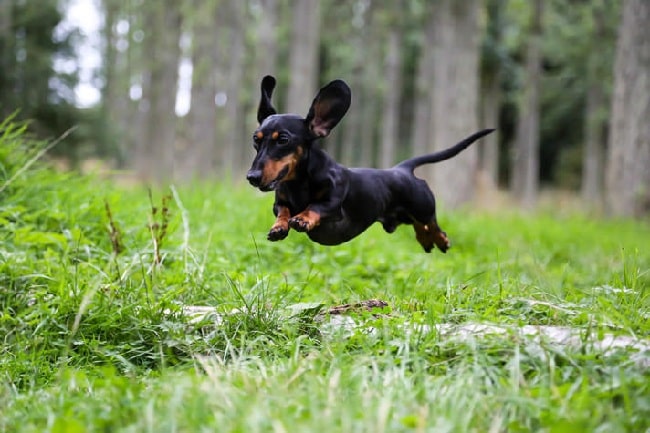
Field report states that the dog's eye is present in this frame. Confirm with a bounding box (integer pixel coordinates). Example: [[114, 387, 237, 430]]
[[252, 134, 261, 150], [277, 135, 289, 146]]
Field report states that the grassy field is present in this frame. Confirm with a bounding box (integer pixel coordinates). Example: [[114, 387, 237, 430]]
[[1, 126, 649, 432]]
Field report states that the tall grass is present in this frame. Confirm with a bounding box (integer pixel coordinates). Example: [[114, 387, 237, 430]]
[[1, 121, 648, 432]]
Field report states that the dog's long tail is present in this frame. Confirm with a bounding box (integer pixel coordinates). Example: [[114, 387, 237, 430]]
[[395, 129, 495, 172]]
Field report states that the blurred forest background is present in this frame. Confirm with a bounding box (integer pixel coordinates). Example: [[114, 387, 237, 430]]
[[0, 0, 648, 216]]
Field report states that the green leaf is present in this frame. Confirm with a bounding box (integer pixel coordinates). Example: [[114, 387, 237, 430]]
[[14, 227, 68, 247]]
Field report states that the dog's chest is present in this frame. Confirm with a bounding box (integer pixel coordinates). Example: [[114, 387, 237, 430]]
[[278, 182, 311, 214], [306, 213, 371, 245]]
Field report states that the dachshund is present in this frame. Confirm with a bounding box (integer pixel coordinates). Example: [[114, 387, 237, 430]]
[[246, 75, 494, 253]]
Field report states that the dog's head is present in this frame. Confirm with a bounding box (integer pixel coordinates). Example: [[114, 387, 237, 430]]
[[246, 75, 351, 191]]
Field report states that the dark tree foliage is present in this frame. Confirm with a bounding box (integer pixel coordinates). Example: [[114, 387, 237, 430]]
[[0, 0, 629, 203], [0, 0, 83, 158], [538, 0, 619, 187]]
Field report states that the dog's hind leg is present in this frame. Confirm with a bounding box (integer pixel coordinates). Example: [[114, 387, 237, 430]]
[[413, 222, 434, 253], [413, 220, 450, 253], [400, 179, 451, 253]]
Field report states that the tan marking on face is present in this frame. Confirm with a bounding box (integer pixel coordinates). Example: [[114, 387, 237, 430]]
[[261, 146, 303, 186], [256, 131, 264, 140], [271, 131, 279, 140]]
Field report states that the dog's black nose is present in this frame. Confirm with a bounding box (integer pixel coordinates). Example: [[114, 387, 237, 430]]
[[246, 170, 262, 187]]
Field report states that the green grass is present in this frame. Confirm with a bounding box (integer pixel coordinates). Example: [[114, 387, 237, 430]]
[[1, 125, 649, 432]]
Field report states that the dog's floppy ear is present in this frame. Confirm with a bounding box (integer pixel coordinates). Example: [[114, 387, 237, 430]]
[[257, 75, 277, 124], [305, 80, 351, 138]]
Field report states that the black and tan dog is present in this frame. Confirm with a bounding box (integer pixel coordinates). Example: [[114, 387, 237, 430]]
[[246, 75, 494, 253]]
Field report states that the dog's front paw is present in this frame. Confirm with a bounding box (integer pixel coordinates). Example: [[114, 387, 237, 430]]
[[289, 210, 321, 232], [288, 216, 311, 232], [267, 225, 289, 241]]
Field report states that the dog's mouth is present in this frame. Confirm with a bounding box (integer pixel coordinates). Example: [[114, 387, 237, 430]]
[[259, 166, 290, 191]]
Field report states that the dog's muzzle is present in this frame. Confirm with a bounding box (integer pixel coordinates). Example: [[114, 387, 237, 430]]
[[246, 170, 263, 188], [246, 166, 289, 192]]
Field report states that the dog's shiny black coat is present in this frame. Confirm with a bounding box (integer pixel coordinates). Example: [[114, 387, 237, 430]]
[[246, 75, 494, 252]]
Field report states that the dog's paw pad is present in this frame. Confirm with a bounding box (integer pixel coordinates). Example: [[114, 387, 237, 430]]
[[289, 217, 310, 232], [437, 236, 450, 253], [267, 226, 288, 241]]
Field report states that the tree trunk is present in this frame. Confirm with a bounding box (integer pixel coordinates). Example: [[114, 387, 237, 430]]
[[411, 15, 435, 159], [340, 60, 363, 166], [255, 0, 278, 77], [479, 0, 505, 188], [581, 40, 606, 205], [134, 7, 152, 177], [340, 3, 371, 167], [184, 0, 219, 180], [0, 0, 14, 119], [224, 0, 246, 178], [581, 3, 609, 206], [116, 0, 142, 169], [100, 0, 129, 163], [358, 13, 382, 168], [286, 0, 320, 114], [605, 0, 650, 217], [136, 1, 182, 182], [510, 0, 543, 208], [480, 73, 501, 187], [581, 84, 605, 205], [426, 0, 481, 208], [379, 29, 402, 168], [213, 2, 230, 177], [236, 0, 279, 176]]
